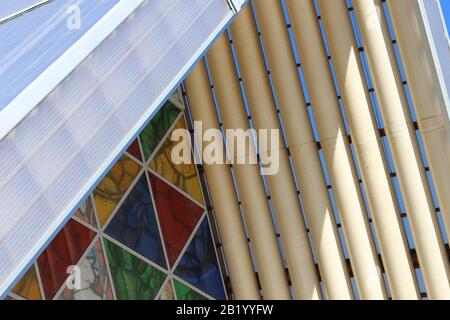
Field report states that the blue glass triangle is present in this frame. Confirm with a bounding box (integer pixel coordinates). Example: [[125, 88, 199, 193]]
[[174, 218, 226, 300], [105, 174, 166, 269]]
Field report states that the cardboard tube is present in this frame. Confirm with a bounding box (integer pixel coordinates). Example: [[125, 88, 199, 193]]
[[316, 0, 419, 299], [285, 0, 386, 299], [229, 5, 321, 299], [185, 61, 260, 300], [353, 0, 450, 299], [252, 0, 352, 300], [207, 33, 291, 300], [386, 0, 450, 250]]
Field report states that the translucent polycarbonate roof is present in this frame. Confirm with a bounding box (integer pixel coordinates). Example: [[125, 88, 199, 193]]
[[0, 0, 119, 125], [0, 0, 119, 111], [0, 0, 235, 298], [0, 0, 47, 21]]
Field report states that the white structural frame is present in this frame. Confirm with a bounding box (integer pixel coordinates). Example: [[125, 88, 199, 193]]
[[227, 0, 246, 13], [418, 0, 450, 123]]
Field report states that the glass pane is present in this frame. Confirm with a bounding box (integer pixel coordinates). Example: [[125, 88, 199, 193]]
[[0, 0, 119, 111]]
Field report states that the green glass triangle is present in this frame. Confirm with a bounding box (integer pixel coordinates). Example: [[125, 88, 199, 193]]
[[173, 279, 208, 300], [103, 238, 167, 300], [140, 101, 181, 161]]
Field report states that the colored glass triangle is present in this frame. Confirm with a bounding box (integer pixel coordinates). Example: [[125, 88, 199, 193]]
[[103, 238, 166, 300], [140, 101, 181, 161], [149, 173, 204, 268], [37, 219, 96, 299], [93, 155, 141, 226], [11, 265, 41, 300], [74, 196, 97, 228], [58, 239, 114, 300], [149, 116, 204, 205], [174, 218, 226, 300], [105, 174, 166, 269], [126, 138, 143, 162], [169, 90, 184, 105], [173, 279, 208, 300], [159, 280, 175, 300]]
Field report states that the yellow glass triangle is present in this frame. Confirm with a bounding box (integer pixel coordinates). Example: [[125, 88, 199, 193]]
[[93, 155, 141, 226], [12, 266, 41, 300], [149, 117, 204, 205]]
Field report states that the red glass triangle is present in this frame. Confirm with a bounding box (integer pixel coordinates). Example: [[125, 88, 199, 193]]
[[37, 219, 96, 299], [149, 173, 204, 268], [127, 138, 143, 162]]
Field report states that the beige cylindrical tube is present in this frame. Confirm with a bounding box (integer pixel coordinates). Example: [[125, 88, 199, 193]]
[[206, 33, 291, 300], [285, 0, 386, 299], [252, 0, 352, 300], [316, 0, 419, 299], [185, 61, 260, 300], [353, 0, 450, 299], [386, 0, 450, 243], [230, 5, 321, 299]]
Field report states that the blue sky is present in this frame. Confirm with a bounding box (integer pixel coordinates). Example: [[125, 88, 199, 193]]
[[441, 0, 450, 30]]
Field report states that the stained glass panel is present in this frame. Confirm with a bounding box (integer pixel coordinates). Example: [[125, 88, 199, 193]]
[[149, 116, 204, 205], [174, 218, 226, 300], [93, 155, 141, 226], [140, 101, 181, 161], [159, 280, 175, 300], [149, 173, 204, 267], [126, 139, 143, 162], [105, 174, 166, 269], [103, 239, 166, 300], [173, 279, 208, 300], [74, 196, 97, 229], [57, 239, 114, 300], [7, 91, 226, 300], [11, 265, 41, 300], [37, 219, 96, 299]]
